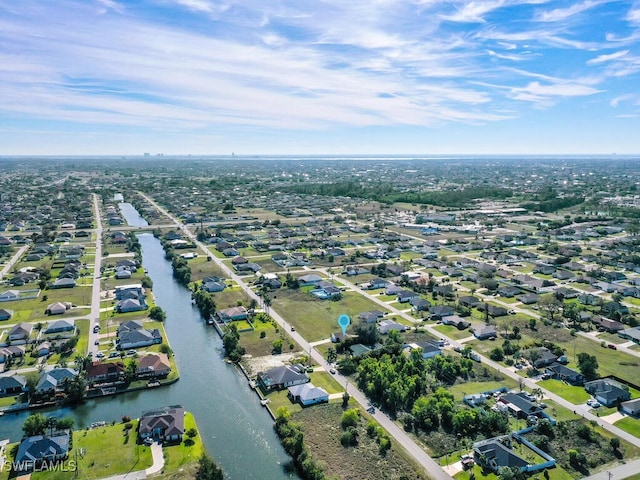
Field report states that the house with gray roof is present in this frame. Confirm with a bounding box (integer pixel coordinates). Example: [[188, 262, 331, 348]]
[[15, 431, 71, 472], [257, 364, 309, 391], [139, 405, 185, 444], [0, 373, 27, 396], [585, 379, 631, 407], [473, 438, 529, 473], [36, 368, 78, 394], [619, 326, 640, 344], [8, 322, 33, 342], [288, 383, 329, 406]]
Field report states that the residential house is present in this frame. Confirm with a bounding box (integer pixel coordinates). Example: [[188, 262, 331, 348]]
[[8, 322, 33, 342], [518, 293, 539, 305], [384, 284, 404, 296], [298, 274, 322, 286], [619, 327, 640, 344], [429, 305, 455, 320], [139, 405, 185, 443], [473, 438, 529, 473], [234, 262, 261, 273], [410, 297, 431, 312], [257, 364, 309, 391], [50, 278, 76, 289], [0, 308, 13, 321], [0, 290, 21, 302], [311, 281, 342, 299], [554, 287, 579, 299], [545, 363, 585, 385], [35, 341, 50, 357], [86, 361, 126, 386], [364, 278, 389, 290], [217, 306, 249, 322], [405, 341, 442, 359], [0, 374, 27, 396], [592, 316, 625, 333], [288, 383, 329, 406], [116, 298, 147, 313], [442, 315, 470, 329], [378, 319, 408, 334], [358, 310, 385, 323], [202, 278, 225, 293], [15, 431, 71, 472], [498, 286, 521, 298], [578, 293, 600, 305], [473, 324, 497, 340], [46, 302, 72, 315], [458, 295, 480, 308], [526, 347, 558, 368], [116, 320, 162, 350], [36, 368, 78, 394], [621, 398, 640, 417], [397, 290, 419, 303], [585, 379, 631, 407], [499, 392, 544, 419], [114, 284, 144, 300], [45, 319, 75, 333], [137, 353, 171, 378]]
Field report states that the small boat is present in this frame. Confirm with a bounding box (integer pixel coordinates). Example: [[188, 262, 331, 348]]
[[260, 399, 270, 406]]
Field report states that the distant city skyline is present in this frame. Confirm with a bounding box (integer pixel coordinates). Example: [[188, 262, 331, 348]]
[[1, 0, 639, 155]]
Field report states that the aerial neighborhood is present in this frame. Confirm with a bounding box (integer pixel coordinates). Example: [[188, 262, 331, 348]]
[[1, 157, 640, 480]]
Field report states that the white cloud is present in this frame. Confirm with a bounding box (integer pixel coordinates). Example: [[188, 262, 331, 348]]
[[588, 50, 629, 65], [627, 7, 640, 24], [510, 81, 603, 103], [535, 0, 607, 22]]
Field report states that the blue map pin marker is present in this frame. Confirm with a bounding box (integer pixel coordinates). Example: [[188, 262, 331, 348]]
[[338, 314, 351, 336]]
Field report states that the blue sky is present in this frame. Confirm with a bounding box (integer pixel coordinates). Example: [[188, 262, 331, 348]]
[[1, 0, 639, 155]]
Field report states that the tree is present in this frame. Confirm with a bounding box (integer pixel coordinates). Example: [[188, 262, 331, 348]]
[[326, 347, 338, 364], [610, 437, 621, 452], [56, 417, 75, 431], [489, 347, 505, 361], [149, 306, 166, 321], [577, 352, 598, 381], [23, 413, 47, 437], [539, 295, 562, 322], [195, 454, 224, 480], [528, 318, 537, 330], [341, 408, 360, 429]]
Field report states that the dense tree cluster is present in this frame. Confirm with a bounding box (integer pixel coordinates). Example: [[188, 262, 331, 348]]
[[222, 324, 245, 363], [355, 353, 474, 415], [275, 408, 325, 480]]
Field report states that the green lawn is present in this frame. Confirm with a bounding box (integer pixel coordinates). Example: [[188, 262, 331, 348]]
[[615, 416, 640, 439], [543, 399, 581, 422], [433, 324, 473, 340], [28, 420, 153, 480], [537, 379, 591, 404], [160, 412, 205, 473], [309, 371, 344, 394], [273, 289, 386, 342]]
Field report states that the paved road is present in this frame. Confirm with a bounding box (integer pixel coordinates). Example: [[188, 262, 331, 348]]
[[581, 459, 640, 480], [87, 193, 104, 356], [0, 244, 30, 280], [137, 191, 453, 480]]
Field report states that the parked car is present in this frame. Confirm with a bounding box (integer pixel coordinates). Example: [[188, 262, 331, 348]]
[[608, 344, 617, 350], [329, 368, 336, 374]]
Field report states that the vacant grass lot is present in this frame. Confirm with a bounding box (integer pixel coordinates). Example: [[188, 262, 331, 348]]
[[273, 289, 386, 342], [538, 379, 591, 404], [239, 318, 299, 357], [294, 403, 426, 480]]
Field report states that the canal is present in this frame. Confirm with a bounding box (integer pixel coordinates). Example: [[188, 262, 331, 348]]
[[0, 224, 293, 478]]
